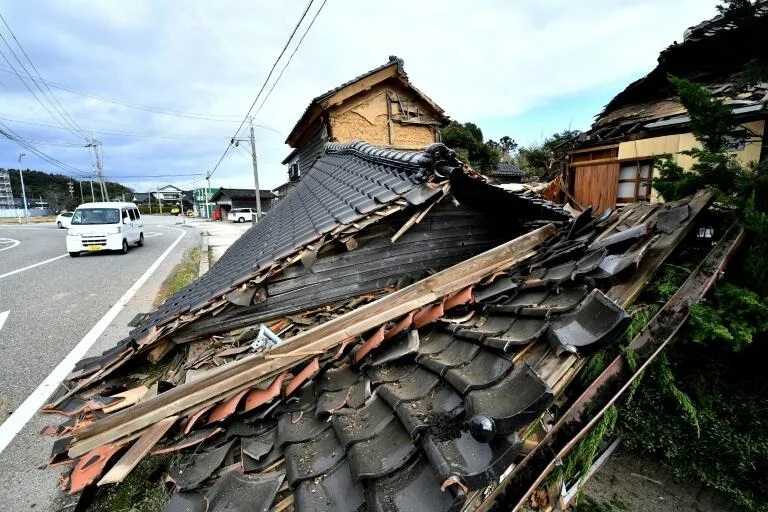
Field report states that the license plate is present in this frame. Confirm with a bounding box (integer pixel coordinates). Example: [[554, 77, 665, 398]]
[[87, 245, 102, 252]]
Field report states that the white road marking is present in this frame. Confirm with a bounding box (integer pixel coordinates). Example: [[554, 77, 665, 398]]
[[0, 310, 8, 332], [0, 254, 67, 280], [143, 232, 164, 238], [0, 238, 20, 252], [0, 227, 187, 455]]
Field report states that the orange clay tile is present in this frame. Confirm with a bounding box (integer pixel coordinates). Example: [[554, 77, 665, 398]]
[[67, 443, 122, 494], [205, 388, 250, 425], [183, 404, 214, 435], [444, 285, 474, 310], [353, 324, 386, 364], [243, 372, 287, 412], [284, 357, 320, 397], [413, 303, 445, 329], [383, 311, 415, 341]]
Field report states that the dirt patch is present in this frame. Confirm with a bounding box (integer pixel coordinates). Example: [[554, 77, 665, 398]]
[[574, 446, 740, 512]]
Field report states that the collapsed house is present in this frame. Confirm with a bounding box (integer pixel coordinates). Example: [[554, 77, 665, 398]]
[[37, 133, 744, 511], [567, 2, 768, 212]]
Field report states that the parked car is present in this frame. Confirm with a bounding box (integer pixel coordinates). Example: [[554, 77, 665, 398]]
[[55, 211, 74, 229], [66, 202, 144, 257], [227, 208, 256, 223]]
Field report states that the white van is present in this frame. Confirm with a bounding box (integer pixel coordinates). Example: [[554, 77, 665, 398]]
[[66, 202, 144, 257]]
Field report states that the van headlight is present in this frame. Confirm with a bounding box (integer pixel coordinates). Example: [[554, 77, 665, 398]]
[[107, 227, 121, 234]]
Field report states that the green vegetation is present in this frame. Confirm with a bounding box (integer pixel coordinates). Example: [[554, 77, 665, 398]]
[[82, 455, 172, 512], [439, 121, 514, 173], [517, 129, 581, 181], [156, 247, 201, 305], [616, 69, 768, 510]]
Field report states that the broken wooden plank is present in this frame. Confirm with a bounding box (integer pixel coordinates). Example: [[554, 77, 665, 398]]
[[97, 415, 178, 486], [65, 224, 556, 458]]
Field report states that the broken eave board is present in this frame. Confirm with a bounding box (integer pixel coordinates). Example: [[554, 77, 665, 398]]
[[472, 219, 745, 512], [64, 224, 556, 458]]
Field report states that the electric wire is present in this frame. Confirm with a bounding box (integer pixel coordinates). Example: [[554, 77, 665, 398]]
[[253, 0, 328, 118], [207, 0, 315, 179]]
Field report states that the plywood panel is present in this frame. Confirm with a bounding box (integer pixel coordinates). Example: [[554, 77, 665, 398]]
[[573, 163, 619, 213]]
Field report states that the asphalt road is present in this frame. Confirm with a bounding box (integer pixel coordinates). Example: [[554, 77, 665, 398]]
[[0, 215, 204, 511]]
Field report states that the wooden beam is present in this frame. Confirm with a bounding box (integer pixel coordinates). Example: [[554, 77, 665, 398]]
[[66, 225, 557, 457], [97, 415, 178, 486]]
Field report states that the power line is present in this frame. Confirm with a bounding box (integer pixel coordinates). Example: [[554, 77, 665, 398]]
[[208, 0, 316, 179], [0, 122, 92, 177], [253, 0, 329, 118], [0, 14, 89, 140], [0, 64, 244, 123]]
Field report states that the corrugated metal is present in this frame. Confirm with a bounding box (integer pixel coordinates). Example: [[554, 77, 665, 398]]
[[573, 163, 619, 213]]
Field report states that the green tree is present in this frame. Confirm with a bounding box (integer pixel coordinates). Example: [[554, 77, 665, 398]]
[[517, 129, 580, 180], [439, 121, 502, 173]]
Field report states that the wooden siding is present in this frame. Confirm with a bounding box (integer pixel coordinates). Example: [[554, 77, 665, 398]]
[[573, 163, 619, 213]]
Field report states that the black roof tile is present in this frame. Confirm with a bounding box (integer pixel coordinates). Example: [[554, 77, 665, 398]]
[[284, 428, 345, 486], [347, 418, 417, 480], [294, 459, 365, 512], [422, 430, 522, 489], [168, 440, 235, 491], [365, 361, 419, 384], [483, 317, 550, 351], [394, 382, 465, 438], [204, 470, 285, 512], [444, 351, 514, 394], [418, 339, 481, 376], [365, 455, 465, 512], [277, 410, 331, 447], [465, 365, 554, 437], [332, 396, 395, 448], [377, 367, 441, 406]]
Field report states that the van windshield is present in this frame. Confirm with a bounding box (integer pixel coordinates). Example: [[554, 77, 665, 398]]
[[71, 208, 120, 225]]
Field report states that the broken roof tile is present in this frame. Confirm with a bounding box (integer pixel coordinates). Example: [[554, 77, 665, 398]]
[[394, 382, 465, 437], [294, 459, 365, 512], [204, 470, 285, 512], [444, 351, 514, 393], [168, 440, 235, 491], [284, 427, 344, 486], [332, 395, 395, 448], [377, 366, 441, 406]]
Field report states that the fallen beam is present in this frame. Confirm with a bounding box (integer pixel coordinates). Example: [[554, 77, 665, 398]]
[[475, 220, 745, 512], [64, 224, 556, 458]]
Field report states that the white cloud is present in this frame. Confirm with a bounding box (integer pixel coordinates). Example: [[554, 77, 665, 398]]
[[0, 0, 719, 192]]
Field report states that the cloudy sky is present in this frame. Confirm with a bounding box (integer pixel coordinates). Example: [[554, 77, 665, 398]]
[[0, 0, 719, 194]]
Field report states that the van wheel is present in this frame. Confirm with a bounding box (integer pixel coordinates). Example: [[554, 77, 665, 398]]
[[69, 251, 80, 257], [57, 221, 63, 229], [120, 239, 129, 254], [238, 217, 245, 223], [136, 233, 144, 247]]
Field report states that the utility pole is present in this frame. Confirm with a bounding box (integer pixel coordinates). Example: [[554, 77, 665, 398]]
[[249, 119, 262, 221], [86, 140, 107, 201], [89, 180, 95, 201], [18, 153, 28, 222], [78, 180, 84, 203], [206, 173, 212, 219]]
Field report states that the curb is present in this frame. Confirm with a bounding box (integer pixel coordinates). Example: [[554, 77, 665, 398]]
[[199, 230, 210, 277]]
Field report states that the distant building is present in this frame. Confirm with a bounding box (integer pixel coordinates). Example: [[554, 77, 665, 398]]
[[487, 160, 524, 184], [210, 187, 278, 219]]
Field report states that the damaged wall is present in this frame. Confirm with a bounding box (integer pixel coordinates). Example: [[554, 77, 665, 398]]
[[328, 82, 440, 148]]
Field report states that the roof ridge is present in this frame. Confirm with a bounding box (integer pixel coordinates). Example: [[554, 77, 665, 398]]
[[324, 141, 460, 180]]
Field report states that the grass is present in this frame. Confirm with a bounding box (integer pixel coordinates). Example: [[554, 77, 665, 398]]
[[154, 246, 201, 306], [82, 455, 173, 512]]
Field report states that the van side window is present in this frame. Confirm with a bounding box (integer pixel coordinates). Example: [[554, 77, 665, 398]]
[[128, 209, 136, 221], [133, 208, 141, 220], [122, 209, 129, 221]]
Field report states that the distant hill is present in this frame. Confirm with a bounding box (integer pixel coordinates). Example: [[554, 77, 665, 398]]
[[2, 168, 132, 210]]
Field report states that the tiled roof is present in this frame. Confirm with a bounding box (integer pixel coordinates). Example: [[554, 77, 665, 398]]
[[487, 160, 523, 178], [211, 187, 278, 201]]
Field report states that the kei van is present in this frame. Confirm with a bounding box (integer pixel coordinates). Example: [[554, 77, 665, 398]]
[[66, 202, 144, 257]]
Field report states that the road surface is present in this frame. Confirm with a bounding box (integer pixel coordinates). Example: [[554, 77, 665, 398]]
[[0, 215, 202, 511]]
